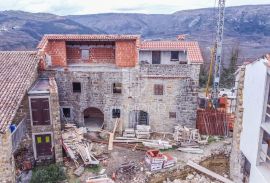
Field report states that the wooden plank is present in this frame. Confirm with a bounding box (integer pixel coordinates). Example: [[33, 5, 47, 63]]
[[187, 160, 234, 183], [178, 147, 203, 154], [108, 133, 114, 151]]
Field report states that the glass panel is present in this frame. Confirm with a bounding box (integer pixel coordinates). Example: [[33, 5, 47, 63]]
[[45, 136, 50, 143], [37, 137, 42, 144]]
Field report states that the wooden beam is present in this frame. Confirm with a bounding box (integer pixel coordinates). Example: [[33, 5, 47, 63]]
[[187, 160, 234, 183]]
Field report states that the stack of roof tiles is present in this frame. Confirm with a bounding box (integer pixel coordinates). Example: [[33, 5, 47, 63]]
[[0, 51, 39, 133]]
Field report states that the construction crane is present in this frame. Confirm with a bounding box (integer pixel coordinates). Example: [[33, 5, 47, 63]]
[[206, 0, 226, 108]]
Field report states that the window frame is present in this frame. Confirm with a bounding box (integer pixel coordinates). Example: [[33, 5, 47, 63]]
[[61, 107, 72, 119], [169, 112, 177, 119], [170, 51, 179, 61], [152, 51, 161, 64], [154, 84, 164, 95], [112, 83, 122, 94], [112, 109, 121, 118], [81, 49, 90, 60], [72, 82, 81, 93], [29, 96, 51, 126]]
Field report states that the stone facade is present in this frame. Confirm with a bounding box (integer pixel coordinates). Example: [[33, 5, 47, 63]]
[[230, 66, 246, 182], [0, 131, 15, 183], [49, 78, 63, 163], [37, 34, 202, 132], [43, 63, 200, 132]]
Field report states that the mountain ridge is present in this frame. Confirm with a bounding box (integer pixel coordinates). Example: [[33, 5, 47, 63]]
[[1, 5, 270, 63]]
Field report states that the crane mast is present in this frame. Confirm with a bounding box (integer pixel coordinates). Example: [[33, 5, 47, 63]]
[[212, 0, 226, 108]]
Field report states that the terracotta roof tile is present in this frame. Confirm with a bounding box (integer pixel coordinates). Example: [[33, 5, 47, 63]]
[[0, 51, 39, 133], [140, 41, 203, 63], [38, 34, 141, 49]]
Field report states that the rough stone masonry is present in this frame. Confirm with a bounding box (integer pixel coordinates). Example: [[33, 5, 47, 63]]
[[42, 63, 200, 132]]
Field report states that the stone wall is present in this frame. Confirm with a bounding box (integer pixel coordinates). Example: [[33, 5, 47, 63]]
[[0, 131, 15, 183], [230, 66, 246, 182], [49, 78, 63, 163], [44, 63, 200, 132]]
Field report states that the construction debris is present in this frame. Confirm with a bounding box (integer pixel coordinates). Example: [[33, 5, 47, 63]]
[[187, 160, 233, 183], [142, 140, 172, 150], [177, 147, 204, 154], [117, 161, 138, 174], [123, 125, 151, 139], [99, 118, 120, 151], [136, 125, 151, 139], [62, 124, 99, 167], [74, 165, 85, 177], [86, 175, 114, 183], [123, 128, 136, 138], [145, 150, 177, 171], [173, 125, 201, 143]]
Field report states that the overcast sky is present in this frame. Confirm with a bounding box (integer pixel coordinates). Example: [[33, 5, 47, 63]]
[[0, 0, 269, 15]]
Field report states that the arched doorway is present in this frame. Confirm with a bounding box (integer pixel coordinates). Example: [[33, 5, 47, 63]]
[[83, 107, 104, 131], [129, 110, 149, 128]]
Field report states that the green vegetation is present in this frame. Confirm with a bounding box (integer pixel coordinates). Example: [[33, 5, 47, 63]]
[[30, 164, 66, 183], [199, 64, 210, 88], [86, 165, 101, 173], [199, 47, 239, 89], [207, 136, 217, 143], [220, 48, 239, 88]]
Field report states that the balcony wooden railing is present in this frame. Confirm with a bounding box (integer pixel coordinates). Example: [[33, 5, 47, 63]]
[[11, 118, 27, 153]]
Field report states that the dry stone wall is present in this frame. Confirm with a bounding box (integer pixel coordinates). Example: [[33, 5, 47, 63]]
[[0, 131, 15, 183], [230, 66, 246, 182]]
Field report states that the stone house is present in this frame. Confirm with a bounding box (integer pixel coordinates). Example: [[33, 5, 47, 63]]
[[0, 51, 39, 182], [37, 34, 203, 132], [0, 34, 203, 182]]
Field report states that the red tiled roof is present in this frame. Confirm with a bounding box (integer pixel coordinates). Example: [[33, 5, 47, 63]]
[[38, 34, 140, 49], [0, 51, 39, 133], [140, 41, 203, 63]]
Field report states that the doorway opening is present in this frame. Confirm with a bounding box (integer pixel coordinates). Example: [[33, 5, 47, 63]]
[[83, 107, 104, 131]]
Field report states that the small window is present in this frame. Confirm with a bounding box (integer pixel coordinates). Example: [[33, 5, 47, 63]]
[[169, 112, 176, 118], [154, 84, 164, 95], [45, 136, 51, 143], [73, 82, 81, 93], [81, 49, 90, 60], [112, 109, 121, 118], [37, 137, 42, 144], [113, 83, 122, 94], [62, 107, 71, 118], [179, 51, 187, 64], [171, 51, 179, 61]]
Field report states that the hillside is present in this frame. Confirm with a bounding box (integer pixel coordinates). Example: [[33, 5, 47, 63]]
[[0, 11, 98, 50], [0, 5, 270, 63]]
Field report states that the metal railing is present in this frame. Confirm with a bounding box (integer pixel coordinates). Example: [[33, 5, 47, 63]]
[[11, 118, 27, 153]]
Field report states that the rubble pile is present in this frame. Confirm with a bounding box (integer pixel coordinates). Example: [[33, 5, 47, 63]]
[[62, 124, 99, 167], [163, 172, 222, 183], [173, 125, 201, 143]]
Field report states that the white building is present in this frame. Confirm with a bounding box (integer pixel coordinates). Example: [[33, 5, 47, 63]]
[[240, 54, 270, 183]]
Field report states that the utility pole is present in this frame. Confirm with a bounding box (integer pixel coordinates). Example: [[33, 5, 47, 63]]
[[212, 0, 226, 108]]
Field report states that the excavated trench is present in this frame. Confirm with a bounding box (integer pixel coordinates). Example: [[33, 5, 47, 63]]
[[148, 154, 229, 183]]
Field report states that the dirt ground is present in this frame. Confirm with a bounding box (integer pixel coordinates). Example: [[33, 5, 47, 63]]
[[64, 137, 231, 183]]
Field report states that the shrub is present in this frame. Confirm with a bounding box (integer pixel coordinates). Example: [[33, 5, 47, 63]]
[[30, 164, 66, 183]]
